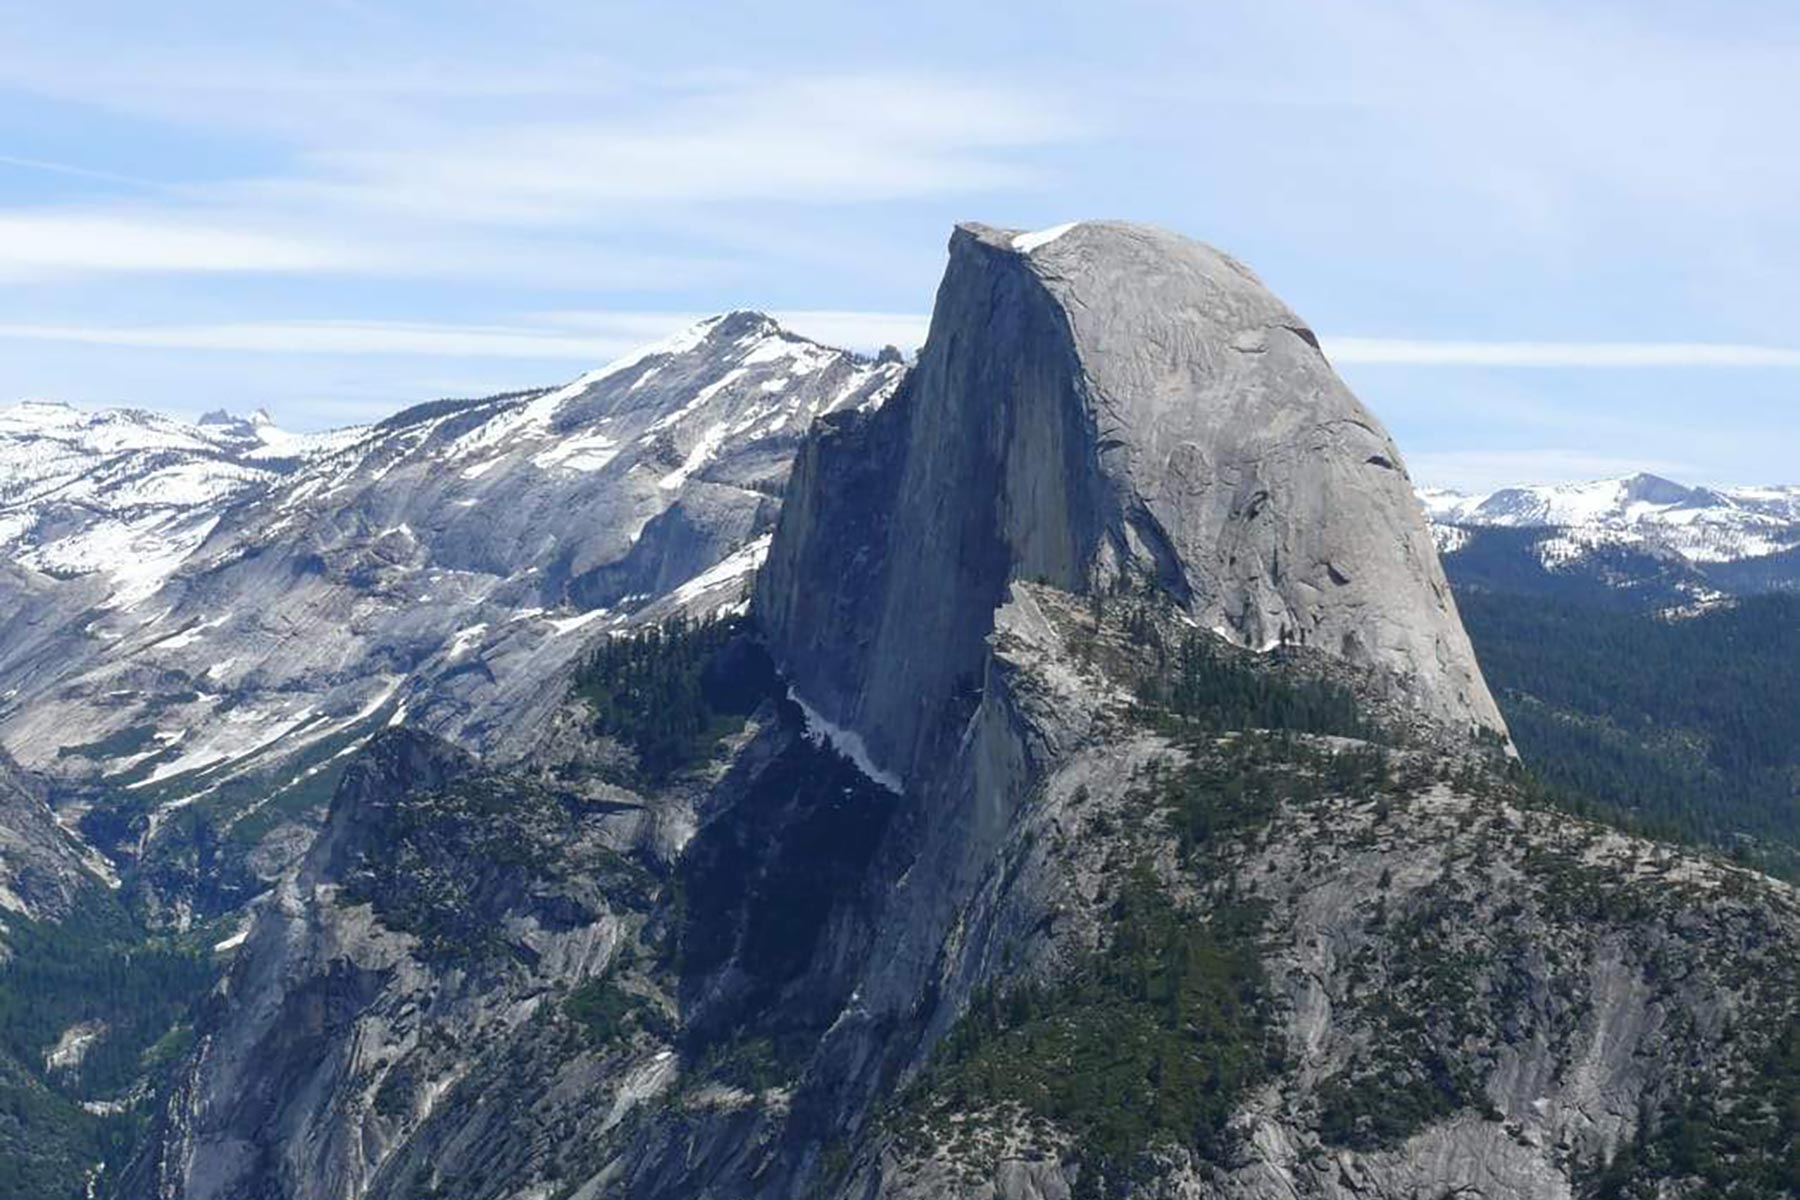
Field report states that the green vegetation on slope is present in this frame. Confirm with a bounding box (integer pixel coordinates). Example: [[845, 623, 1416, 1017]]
[[1457, 591, 1800, 878], [0, 891, 216, 1200], [903, 870, 1276, 1193], [894, 603, 1428, 1191], [1585, 990, 1799, 1199], [572, 615, 779, 783], [76, 715, 377, 921], [564, 966, 672, 1048], [1115, 607, 1374, 741], [338, 774, 655, 964]]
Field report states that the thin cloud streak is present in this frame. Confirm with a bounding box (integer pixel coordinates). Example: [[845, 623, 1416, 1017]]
[[0, 211, 736, 288], [0, 320, 644, 359], [8, 318, 1800, 372], [543, 310, 931, 353], [1326, 338, 1800, 368], [270, 76, 1078, 225], [0, 213, 356, 278], [0, 154, 163, 190], [0, 311, 927, 359]]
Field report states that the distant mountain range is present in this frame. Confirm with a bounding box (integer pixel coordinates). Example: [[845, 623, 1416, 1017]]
[[0, 401, 364, 607], [1421, 472, 1800, 602], [1420, 469, 1800, 882]]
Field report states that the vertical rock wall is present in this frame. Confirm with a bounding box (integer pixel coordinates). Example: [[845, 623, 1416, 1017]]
[[758, 220, 1506, 792]]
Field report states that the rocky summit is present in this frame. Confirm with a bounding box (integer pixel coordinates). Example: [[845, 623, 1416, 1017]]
[[1, 224, 1794, 1200], [761, 220, 1505, 792]]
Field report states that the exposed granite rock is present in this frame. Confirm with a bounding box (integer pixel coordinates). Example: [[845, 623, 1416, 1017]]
[[122, 726, 666, 1200], [759, 221, 1504, 792], [834, 585, 1798, 1200], [0, 744, 108, 926], [1, 314, 901, 927], [119, 225, 1795, 1200], [121, 574, 1798, 1200]]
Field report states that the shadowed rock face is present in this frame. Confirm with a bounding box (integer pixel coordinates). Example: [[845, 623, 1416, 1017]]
[[0, 748, 103, 924], [759, 221, 1505, 785]]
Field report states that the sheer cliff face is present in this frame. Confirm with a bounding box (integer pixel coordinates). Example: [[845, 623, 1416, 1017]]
[[759, 222, 1503, 782]]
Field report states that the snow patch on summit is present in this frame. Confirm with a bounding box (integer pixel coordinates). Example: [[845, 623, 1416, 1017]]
[[1011, 222, 1078, 253]]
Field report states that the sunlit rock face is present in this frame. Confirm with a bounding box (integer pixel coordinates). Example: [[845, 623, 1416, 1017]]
[[760, 219, 1504, 792]]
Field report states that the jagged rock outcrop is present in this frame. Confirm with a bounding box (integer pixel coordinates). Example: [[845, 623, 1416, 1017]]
[[759, 221, 1503, 791], [0, 746, 108, 926], [124, 727, 664, 1200]]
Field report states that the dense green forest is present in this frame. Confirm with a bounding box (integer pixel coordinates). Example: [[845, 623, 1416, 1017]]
[[572, 615, 779, 783], [1135, 626, 1373, 742], [1456, 590, 1800, 879], [0, 892, 216, 1199]]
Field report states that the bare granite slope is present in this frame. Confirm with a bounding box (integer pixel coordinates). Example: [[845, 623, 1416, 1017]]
[[759, 220, 1504, 795]]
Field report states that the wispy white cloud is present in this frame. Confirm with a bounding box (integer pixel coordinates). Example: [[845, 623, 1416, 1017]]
[[273, 76, 1075, 225], [0, 208, 737, 288], [0, 310, 930, 359], [0, 154, 161, 190], [542, 309, 932, 353], [0, 212, 355, 279], [1325, 338, 1800, 368], [0, 71, 1075, 280], [0, 319, 641, 359], [0, 46, 634, 129], [13, 316, 1800, 378]]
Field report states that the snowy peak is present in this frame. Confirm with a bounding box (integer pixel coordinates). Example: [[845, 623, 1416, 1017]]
[[1618, 472, 1700, 507], [0, 312, 899, 619], [0, 314, 906, 822], [1421, 474, 1800, 565], [340, 310, 903, 504], [0, 400, 362, 607], [5, 399, 305, 454], [194, 407, 280, 443]]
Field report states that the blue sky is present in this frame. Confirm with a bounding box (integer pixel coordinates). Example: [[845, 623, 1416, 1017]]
[[1, 0, 1796, 489]]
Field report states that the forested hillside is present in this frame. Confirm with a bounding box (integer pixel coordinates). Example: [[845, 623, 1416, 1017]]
[[1457, 590, 1800, 879]]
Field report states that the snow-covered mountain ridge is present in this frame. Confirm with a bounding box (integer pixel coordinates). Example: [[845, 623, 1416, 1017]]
[[0, 311, 903, 920], [1421, 472, 1800, 570], [0, 400, 367, 607]]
